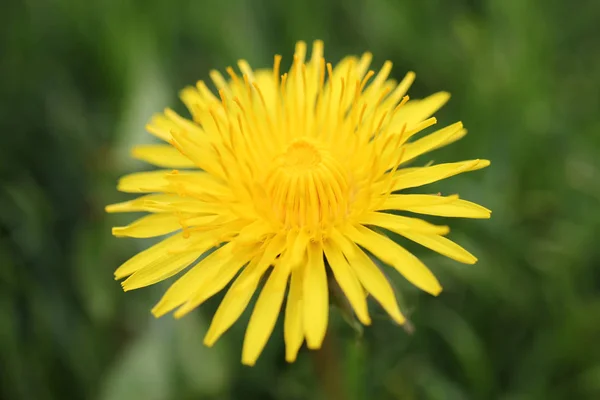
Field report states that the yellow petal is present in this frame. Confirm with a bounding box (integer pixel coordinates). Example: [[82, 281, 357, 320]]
[[400, 117, 438, 144], [293, 40, 307, 63], [140, 196, 224, 214], [173, 248, 257, 318], [257, 233, 288, 266], [121, 248, 205, 292], [253, 69, 278, 111], [401, 122, 465, 163], [195, 79, 220, 104], [356, 51, 373, 78], [323, 240, 371, 325], [204, 234, 287, 346], [398, 231, 478, 264], [284, 230, 310, 269], [242, 262, 291, 366], [358, 212, 449, 235], [303, 40, 324, 102], [210, 69, 230, 93], [203, 262, 262, 347], [180, 86, 225, 138], [106, 194, 190, 213], [145, 114, 175, 142], [397, 198, 491, 219], [318, 56, 362, 121], [112, 213, 183, 238], [235, 221, 274, 244], [151, 242, 235, 317], [238, 59, 256, 83], [165, 171, 231, 199], [345, 224, 442, 296], [284, 264, 304, 362], [114, 232, 189, 279], [117, 170, 171, 193], [164, 108, 206, 137], [392, 91, 451, 130], [391, 159, 490, 192], [330, 233, 404, 324], [361, 60, 393, 105], [303, 241, 328, 349], [179, 86, 207, 122], [377, 194, 459, 211], [380, 71, 415, 111], [328, 227, 357, 257], [169, 128, 226, 179], [131, 145, 196, 168], [146, 109, 207, 142]]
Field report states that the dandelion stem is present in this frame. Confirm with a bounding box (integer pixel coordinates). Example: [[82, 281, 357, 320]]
[[311, 329, 347, 400]]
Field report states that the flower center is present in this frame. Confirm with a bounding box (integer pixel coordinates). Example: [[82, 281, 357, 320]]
[[283, 140, 322, 169], [263, 139, 350, 236]]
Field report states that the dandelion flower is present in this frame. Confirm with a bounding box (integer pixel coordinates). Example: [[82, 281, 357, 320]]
[[107, 40, 490, 366]]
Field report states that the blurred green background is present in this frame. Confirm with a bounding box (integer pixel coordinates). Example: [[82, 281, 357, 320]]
[[2, 0, 600, 399]]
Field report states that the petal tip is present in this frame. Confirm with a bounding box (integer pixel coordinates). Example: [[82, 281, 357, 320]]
[[466, 256, 478, 264], [306, 341, 322, 350], [130, 147, 142, 159], [285, 351, 299, 363], [173, 302, 198, 319], [389, 308, 407, 325], [151, 301, 170, 318], [241, 354, 257, 367], [478, 159, 491, 168], [203, 334, 216, 348], [121, 282, 133, 292], [438, 226, 451, 235], [173, 311, 187, 319], [111, 227, 126, 237], [114, 269, 128, 280]]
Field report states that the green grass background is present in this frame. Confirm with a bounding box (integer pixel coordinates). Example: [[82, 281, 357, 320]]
[[1, 0, 600, 399]]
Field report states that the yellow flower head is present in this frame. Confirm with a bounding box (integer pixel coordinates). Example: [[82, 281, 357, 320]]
[[107, 41, 490, 366]]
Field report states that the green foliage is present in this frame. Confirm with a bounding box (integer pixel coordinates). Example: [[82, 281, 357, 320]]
[[1, 0, 599, 398]]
